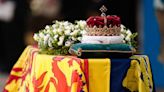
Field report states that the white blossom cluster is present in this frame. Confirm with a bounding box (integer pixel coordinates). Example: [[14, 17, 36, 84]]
[[120, 24, 132, 42], [33, 20, 86, 54], [120, 24, 138, 47]]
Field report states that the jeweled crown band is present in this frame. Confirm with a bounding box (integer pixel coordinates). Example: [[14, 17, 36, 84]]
[[86, 26, 121, 36]]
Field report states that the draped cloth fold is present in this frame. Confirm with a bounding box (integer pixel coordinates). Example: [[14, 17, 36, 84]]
[[123, 55, 154, 92], [3, 46, 111, 92]]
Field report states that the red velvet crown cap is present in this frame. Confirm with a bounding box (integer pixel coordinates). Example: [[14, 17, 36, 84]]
[[86, 15, 121, 27]]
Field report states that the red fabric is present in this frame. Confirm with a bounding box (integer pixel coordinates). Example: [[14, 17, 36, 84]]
[[84, 59, 89, 90], [86, 15, 121, 27], [3, 46, 89, 92]]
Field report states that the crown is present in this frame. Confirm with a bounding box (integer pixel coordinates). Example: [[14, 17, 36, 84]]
[[86, 5, 121, 36]]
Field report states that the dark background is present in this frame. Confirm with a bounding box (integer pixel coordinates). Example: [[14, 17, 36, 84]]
[[61, 0, 137, 32]]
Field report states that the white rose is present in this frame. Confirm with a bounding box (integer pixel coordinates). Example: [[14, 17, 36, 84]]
[[74, 25, 79, 29], [57, 41, 62, 46], [57, 36, 65, 46], [45, 34, 50, 38], [54, 34, 58, 38], [71, 37, 77, 41], [43, 34, 50, 46], [65, 41, 72, 47], [121, 30, 127, 34], [77, 37, 82, 41], [33, 34, 39, 41], [57, 29, 63, 35], [126, 29, 132, 35], [57, 42, 62, 46], [63, 21, 69, 26], [69, 25, 74, 30], [52, 24, 56, 28], [125, 34, 131, 41], [77, 20, 86, 28], [65, 29, 71, 35], [39, 32, 45, 38], [70, 30, 79, 36], [53, 29, 57, 34], [45, 25, 50, 30], [58, 22, 63, 26], [120, 24, 125, 28], [120, 24, 126, 32], [65, 26, 71, 30], [47, 29, 51, 33], [48, 37, 53, 48]]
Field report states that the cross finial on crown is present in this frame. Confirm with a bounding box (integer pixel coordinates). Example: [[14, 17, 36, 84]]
[[99, 5, 108, 16]]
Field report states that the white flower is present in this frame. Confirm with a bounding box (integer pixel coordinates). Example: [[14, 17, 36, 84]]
[[125, 34, 131, 41], [65, 26, 70, 30], [126, 29, 132, 35], [69, 25, 75, 30], [65, 29, 71, 35], [52, 24, 55, 28], [57, 41, 62, 46], [48, 37, 53, 48], [46, 29, 51, 33], [43, 34, 50, 46], [120, 34, 125, 38], [53, 34, 58, 39], [45, 25, 50, 30], [53, 28, 57, 34], [57, 36, 65, 46], [57, 21, 63, 26], [125, 29, 132, 42], [39, 32, 44, 39], [65, 40, 72, 47], [57, 28, 63, 35], [120, 24, 133, 42], [120, 24, 125, 28], [74, 25, 79, 29], [120, 24, 126, 33], [81, 30, 87, 35], [70, 30, 79, 36], [63, 21, 69, 26], [76, 20, 86, 29], [77, 37, 82, 41], [71, 37, 77, 41], [33, 34, 39, 41]]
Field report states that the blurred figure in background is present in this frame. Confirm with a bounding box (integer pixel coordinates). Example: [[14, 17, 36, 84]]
[[25, 0, 62, 45], [0, 0, 15, 22], [0, 0, 28, 72], [154, 0, 164, 63]]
